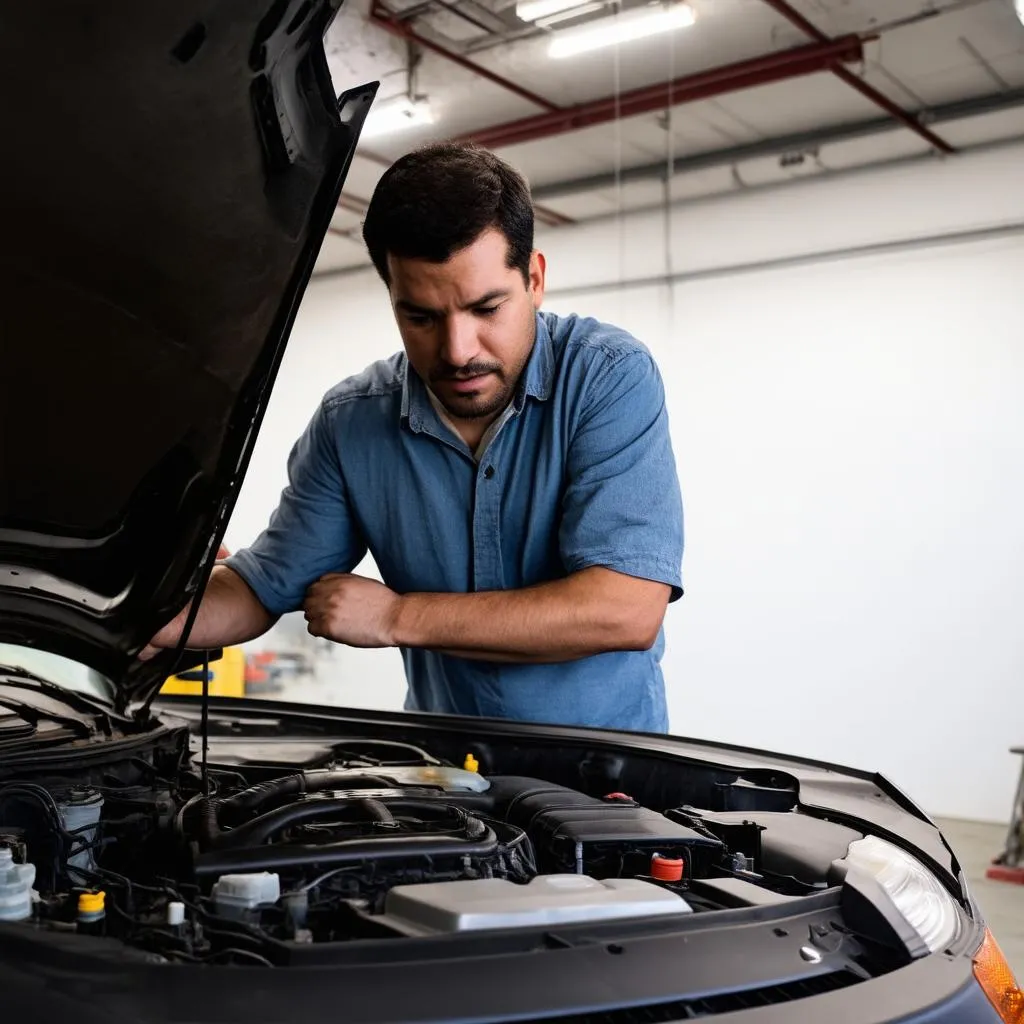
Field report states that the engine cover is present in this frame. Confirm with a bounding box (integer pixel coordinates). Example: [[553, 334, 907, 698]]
[[378, 874, 693, 936]]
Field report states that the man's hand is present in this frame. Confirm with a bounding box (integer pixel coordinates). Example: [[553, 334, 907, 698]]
[[303, 573, 403, 648], [302, 567, 669, 663]]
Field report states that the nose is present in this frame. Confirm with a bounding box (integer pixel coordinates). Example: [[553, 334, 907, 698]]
[[440, 313, 480, 369]]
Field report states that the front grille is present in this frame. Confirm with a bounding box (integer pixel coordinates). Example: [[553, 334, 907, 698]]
[[521, 971, 860, 1023]]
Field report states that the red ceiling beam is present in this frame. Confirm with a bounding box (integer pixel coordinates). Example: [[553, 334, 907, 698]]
[[453, 35, 866, 151], [758, 0, 955, 155], [340, 164, 572, 226], [370, 2, 560, 114], [349, 136, 575, 227], [337, 193, 370, 215]]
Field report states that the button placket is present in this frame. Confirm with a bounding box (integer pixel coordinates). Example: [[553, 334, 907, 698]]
[[472, 449, 504, 592]]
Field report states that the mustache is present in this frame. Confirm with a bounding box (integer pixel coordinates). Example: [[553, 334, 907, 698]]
[[430, 361, 503, 382]]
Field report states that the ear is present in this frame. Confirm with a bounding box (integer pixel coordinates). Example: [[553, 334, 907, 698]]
[[528, 250, 546, 309]]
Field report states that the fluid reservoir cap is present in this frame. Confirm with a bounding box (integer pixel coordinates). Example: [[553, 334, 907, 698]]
[[167, 901, 186, 927], [78, 891, 105, 914], [650, 854, 684, 882], [463, 753, 479, 773]]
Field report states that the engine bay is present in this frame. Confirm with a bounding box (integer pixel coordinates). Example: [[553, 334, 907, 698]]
[[0, 720, 866, 966]]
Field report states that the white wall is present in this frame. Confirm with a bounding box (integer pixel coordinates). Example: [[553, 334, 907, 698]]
[[226, 142, 1024, 823]]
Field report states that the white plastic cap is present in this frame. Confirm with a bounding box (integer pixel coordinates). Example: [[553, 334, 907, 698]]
[[166, 901, 186, 927]]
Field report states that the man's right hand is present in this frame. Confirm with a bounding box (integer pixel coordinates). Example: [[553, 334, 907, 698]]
[[138, 603, 194, 661], [137, 564, 275, 661]]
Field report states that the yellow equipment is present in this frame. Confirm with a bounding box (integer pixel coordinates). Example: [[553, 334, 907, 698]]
[[160, 645, 245, 698]]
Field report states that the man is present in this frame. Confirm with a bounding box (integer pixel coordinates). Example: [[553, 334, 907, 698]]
[[144, 143, 684, 732]]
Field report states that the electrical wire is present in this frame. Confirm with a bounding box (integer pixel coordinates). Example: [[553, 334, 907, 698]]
[[295, 864, 363, 894], [199, 947, 275, 967], [173, 792, 207, 839]]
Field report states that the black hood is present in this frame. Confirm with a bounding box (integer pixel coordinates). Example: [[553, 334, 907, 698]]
[[0, 1, 375, 711]]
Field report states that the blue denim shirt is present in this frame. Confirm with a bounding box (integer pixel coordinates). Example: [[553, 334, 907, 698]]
[[227, 312, 684, 732]]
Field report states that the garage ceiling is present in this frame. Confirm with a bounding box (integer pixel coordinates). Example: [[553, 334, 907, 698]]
[[317, 0, 1024, 274]]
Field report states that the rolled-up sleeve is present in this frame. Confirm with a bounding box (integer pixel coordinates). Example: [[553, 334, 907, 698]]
[[225, 399, 367, 615], [559, 350, 684, 599]]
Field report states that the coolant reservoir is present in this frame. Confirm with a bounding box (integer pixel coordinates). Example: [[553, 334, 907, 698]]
[[56, 788, 103, 881], [211, 872, 281, 920], [0, 848, 36, 922], [317, 765, 490, 793]]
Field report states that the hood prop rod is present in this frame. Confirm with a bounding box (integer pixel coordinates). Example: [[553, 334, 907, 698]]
[[136, 534, 223, 797], [201, 649, 211, 797]]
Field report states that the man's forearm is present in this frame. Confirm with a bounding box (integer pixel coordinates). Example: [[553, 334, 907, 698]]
[[391, 567, 669, 662], [145, 566, 275, 656]]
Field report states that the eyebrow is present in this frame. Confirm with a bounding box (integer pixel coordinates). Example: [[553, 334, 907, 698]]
[[396, 289, 511, 317]]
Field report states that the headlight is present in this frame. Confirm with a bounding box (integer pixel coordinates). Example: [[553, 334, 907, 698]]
[[844, 835, 961, 953]]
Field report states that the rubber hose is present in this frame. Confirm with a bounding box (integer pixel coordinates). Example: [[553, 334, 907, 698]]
[[214, 773, 306, 816], [215, 771, 398, 820], [197, 797, 220, 848], [212, 797, 443, 850], [195, 827, 500, 878], [356, 799, 395, 825]]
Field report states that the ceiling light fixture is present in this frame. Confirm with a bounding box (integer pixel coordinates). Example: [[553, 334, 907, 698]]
[[535, 2, 605, 28], [516, 0, 594, 22], [360, 97, 434, 140], [548, 2, 697, 59], [1016, 0, 1024, 26]]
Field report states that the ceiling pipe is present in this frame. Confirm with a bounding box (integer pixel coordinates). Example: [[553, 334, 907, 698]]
[[757, 0, 955, 155], [454, 35, 866, 150], [530, 87, 1024, 201]]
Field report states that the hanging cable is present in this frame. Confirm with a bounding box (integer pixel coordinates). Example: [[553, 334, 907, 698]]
[[664, 11, 676, 323], [201, 649, 210, 798], [613, 3, 624, 311]]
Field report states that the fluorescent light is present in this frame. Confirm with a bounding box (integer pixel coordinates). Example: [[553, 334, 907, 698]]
[[536, 2, 605, 29], [516, 0, 593, 21], [548, 3, 696, 59], [1016, 0, 1024, 26], [360, 98, 434, 140]]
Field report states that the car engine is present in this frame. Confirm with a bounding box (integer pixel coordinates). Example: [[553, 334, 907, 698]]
[[0, 732, 840, 966]]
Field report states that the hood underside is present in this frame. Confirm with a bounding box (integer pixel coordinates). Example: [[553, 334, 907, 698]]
[[0, 1, 374, 708]]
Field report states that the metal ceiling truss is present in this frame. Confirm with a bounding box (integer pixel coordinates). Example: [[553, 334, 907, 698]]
[[333, 0, 1018, 237]]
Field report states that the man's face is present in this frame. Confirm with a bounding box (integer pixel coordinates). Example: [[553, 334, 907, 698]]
[[386, 228, 546, 423]]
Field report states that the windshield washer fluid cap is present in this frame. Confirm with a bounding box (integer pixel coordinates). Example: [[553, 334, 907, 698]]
[[381, 874, 692, 935]]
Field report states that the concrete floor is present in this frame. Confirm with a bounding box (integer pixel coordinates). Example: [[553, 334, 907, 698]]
[[937, 817, 1024, 973]]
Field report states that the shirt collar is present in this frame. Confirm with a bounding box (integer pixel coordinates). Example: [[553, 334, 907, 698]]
[[401, 311, 554, 432], [519, 311, 554, 405]]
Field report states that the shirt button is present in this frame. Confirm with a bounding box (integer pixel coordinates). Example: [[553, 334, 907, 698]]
[[483, 465, 495, 479]]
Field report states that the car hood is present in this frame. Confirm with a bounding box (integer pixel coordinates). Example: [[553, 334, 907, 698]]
[[0, 1, 375, 713]]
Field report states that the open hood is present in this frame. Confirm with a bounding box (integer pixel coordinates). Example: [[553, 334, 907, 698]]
[[0, 2, 375, 711]]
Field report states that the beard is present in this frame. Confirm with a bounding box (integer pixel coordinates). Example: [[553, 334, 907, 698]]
[[425, 311, 537, 422], [429, 361, 513, 421]]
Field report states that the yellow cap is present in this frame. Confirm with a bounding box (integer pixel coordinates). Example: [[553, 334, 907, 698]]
[[463, 753, 479, 773], [78, 891, 105, 914]]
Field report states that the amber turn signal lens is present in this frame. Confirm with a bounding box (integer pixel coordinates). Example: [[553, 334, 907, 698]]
[[974, 928, 1024, 1022]]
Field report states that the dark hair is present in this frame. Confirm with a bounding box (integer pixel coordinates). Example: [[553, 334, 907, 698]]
[[362, 143, 534, 285]]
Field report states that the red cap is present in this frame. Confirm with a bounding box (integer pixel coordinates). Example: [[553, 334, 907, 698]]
[[603, 792, 635, 802], [650, 854, 684, 882]]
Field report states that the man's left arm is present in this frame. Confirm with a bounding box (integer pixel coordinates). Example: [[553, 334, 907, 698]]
[[303, 349, 684, 661]]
